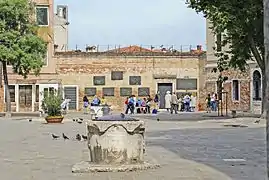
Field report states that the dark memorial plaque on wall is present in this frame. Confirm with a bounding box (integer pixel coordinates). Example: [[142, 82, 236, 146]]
[[103, 87, 115, 96], [111, 71, 123, 80], [176, 78, 197, 90], [93, 76, 105, 85], [129, 76, 141, 85], [120, 88, 132, 96], [84, 87, 96, 96], [138, 87, 150, 96]]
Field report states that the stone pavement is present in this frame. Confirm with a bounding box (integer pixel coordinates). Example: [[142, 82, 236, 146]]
[[147, 127, 266, 180], [0, 112, 265, 179], [0, 119, 232, 180]]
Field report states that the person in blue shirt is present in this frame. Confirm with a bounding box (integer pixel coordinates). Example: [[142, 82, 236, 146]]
[[125, 95, 135, 114], [91, 95, 100, 106]]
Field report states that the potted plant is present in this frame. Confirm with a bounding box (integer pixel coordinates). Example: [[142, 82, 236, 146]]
[[41, 90, 64, 123]]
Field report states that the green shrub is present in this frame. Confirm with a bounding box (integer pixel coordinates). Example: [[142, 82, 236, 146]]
[[41, 90, 63, 117]]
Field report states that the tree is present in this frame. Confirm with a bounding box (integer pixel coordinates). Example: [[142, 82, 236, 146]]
[[0, 0, 47, 116], [264, 0, 269, 178], [186, 0, 265, 115]]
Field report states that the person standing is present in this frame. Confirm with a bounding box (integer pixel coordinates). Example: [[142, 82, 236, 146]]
[[183, 94, 191, 112], [154, 92, 161, 110], [210, 93, 217, 111], [170, 92, 178, 114], [165, 91, 172, 112], [83, 96, 89, 114], [190, 94, 196, 112], [154, 93, 159, 110], [206, 94, 211, 113], [125, 96, 135, 114], [146, 95, 152, 114]]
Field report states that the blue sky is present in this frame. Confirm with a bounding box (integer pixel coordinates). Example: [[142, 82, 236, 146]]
[[54, 0, 206, 51]]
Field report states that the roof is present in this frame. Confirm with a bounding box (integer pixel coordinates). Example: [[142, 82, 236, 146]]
[[106, 45, 152, 53]]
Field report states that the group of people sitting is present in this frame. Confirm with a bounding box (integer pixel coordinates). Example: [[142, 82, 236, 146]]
[[82, 95, 107, 113], [125, 95, 159, 114]]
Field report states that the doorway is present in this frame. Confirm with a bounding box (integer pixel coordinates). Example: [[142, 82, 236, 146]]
[[158, 83, 173, 109], [63, 86, 78, 110], [19, 85, 32, 112], [38, 84, 59, 111]]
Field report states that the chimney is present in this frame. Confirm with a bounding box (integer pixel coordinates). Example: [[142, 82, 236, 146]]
[[197, 45, 202, 51]]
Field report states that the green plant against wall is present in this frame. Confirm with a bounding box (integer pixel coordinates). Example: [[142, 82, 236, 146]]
[[41, 90, 63, 117]]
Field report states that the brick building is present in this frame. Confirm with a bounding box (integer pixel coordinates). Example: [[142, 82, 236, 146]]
[[0, 45, 206, 112], [55, 48, 206, 111], [201, 20, 262, 114]]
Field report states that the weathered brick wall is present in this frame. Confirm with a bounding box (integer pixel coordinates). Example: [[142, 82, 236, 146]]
[[199, 82, 215, 111], [55, 53, 205, 111], [200, 67, 251, 112]]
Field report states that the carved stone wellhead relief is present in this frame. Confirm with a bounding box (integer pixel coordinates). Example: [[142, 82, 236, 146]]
[[87, 119, 145, 165]]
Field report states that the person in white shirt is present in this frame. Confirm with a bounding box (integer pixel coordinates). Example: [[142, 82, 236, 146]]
[[183, 94, 191, 112], [210, 93, 217, 111], [165, 91, 172, 112], [190, 95, 196, 112]]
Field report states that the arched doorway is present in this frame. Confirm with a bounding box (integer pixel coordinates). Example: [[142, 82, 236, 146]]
[[253, 70, 261, 101]]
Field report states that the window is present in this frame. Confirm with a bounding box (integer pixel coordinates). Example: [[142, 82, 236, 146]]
[[5, 85, 15, 102], [36, 6, 49, 26], [44, 50, 48, 66], [216, 33, 222, 52], [36, 85, 39, 102], [232, 80, 240, 101], [253, 70, 262, 101]]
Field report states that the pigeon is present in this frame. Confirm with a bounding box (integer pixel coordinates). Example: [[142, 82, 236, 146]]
[[72, 119, 76, 122], [254, 119, 260, 124], [82, 135, 88, 140], [52, 134, 60, 139], [62, 133, 69, 140], [79, 118, 83, 121], [28, 119, 32, 122], [76, 134, 81, 141], [77, 121, 83, 124]]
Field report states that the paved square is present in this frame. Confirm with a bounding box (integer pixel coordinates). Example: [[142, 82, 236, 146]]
[[0, 117, 232, 180]]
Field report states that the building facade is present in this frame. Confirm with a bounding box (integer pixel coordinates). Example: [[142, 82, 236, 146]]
[[0, 0, 59, 112], [201, 20, 262, 114], [55, 49, 206, 111], [1, 46, 206, 112]]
